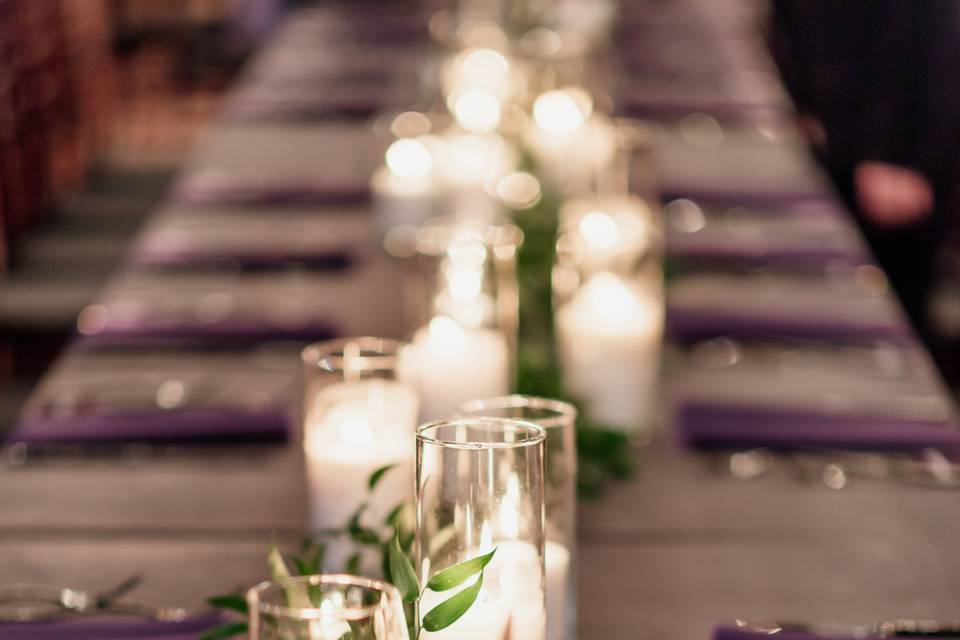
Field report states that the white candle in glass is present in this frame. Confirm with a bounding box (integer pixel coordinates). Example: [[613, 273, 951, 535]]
[[556, 271, 662, 434], [303, 379, 419, 529], [441, 47, 521, 105], [419, 540, 561, 640], [438, 131, 516, 215], [401, 316, 510, 422], [524, 88, 615, 191], [371, 137, 442, 236]]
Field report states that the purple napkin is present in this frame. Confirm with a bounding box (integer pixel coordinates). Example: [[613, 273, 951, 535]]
[[222, 97, 384, 123], [665, 309, 912, 344], [714, 627, 860, 640], [667, 243, 867, 267], [9, 407, 289, 444], [676, 402, 960, 451], [83, 318, 339, 345], [0, 612, 227, 640], [171, 178, 369, 207], [129, 245, 355, 271]]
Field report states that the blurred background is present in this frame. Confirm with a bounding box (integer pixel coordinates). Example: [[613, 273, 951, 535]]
[[0, 0, 958, 435]]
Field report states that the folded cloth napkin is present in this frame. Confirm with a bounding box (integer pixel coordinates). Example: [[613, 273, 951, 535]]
[[676, 402, 960, 451], [714, 624, 960, 640], [7, 341, 299, 445], [714, 626, 865, 640], [0, 612, 226, 640]]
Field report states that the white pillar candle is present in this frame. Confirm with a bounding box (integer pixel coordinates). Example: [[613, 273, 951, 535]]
[[560, 196, 654, 272], [419, 540, 561, 640], [556, 271, 663, 434], [524, 88, 615, 191], [401, 316, 510, 422], [371, 137, 442, 236], [438, 131, 516, 217], [441, 47, 521, 105], [544, 541, 571, 640], [304, 379, 419, 529]]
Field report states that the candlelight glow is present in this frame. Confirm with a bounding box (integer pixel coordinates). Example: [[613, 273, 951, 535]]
[[441, 133, 513, 186], [533, 88, 593, 136], [337, 416, 375, 448], [579, 210, 619, 248], [461, 48, 510, 85], [429, 315, 467, 345], [451, 89, 502, 133], [385, 138, 433, 180], [446, 266, 484, 300], [495, 171, 541, 208]]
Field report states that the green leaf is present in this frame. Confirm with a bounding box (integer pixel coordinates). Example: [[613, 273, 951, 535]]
[[388, 533, 420, 602], [345, 552, 362, 575], [383, 503, 404, 527], [205, 594, 247, 614], [198, 621, 249, 640], [421, 572, 484, 632], [291, 556, 315, 577], [425, 548, 496, 592], [267, 544, 291, 581], [368, 464, 397, 491], [347, 505, 382, 547]]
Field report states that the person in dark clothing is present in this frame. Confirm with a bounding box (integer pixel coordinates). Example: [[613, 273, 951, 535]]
[[770, 1, 960, 349]]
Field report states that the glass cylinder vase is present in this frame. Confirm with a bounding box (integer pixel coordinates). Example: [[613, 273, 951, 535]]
[[247, 575, 409, 639], [459, 396, 577, 640], [553, 193, 664, 439], [415, 417, 547, 640], [302, 338, 420, 559], [400, 221, 522, 422]]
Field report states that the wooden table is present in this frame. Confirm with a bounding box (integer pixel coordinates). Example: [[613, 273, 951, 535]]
[[4, 407, 959, 639]]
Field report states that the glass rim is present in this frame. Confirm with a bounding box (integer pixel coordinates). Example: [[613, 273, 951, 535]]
[[247, 574, 401, 621], [459, 395, 577, 429], [302, 337, 406, 371], [416, 417, 546, 450]]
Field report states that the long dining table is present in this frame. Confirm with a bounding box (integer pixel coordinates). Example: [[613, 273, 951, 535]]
[[3, 0, 960, 638]]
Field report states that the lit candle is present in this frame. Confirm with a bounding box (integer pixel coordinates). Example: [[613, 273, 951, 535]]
[[371, 137, 443, 236], [555, 271, 662, 434], [441, 47, 522, 105], [439, 131, 517, 208], [401, 316, 510, 422], [304, 379, 419, 529], [419, 540, 560, 640], [524, 88, 615, 191], [560, 195, 655, 272]]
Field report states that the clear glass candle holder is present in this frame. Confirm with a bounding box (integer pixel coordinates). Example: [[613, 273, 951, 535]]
[[459, 396, 577, 640], [415, 417, 547, 640], [247, 575, 409, 639], [302, 338, 420, 562], [399, 222, 522, 422], [553, 194, 665, 438]]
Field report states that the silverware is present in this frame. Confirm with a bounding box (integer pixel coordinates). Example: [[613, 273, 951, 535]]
[[721, 448, 960, 490], [0, 575, 189, 623]]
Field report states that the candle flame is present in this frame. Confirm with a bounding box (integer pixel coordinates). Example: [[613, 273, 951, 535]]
[[428, 315, 467, 344], [451, 89, 502, 133], [385, 138, 433, 180], [578, 210, 620, 249], [533, 88, 592, 136], [498, 473, 521, 538], [462, 48, 510, 80]]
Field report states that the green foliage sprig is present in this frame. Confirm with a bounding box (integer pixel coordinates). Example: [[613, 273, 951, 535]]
[[203, 464, 497, 639], [511, 181, 636, 497]]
